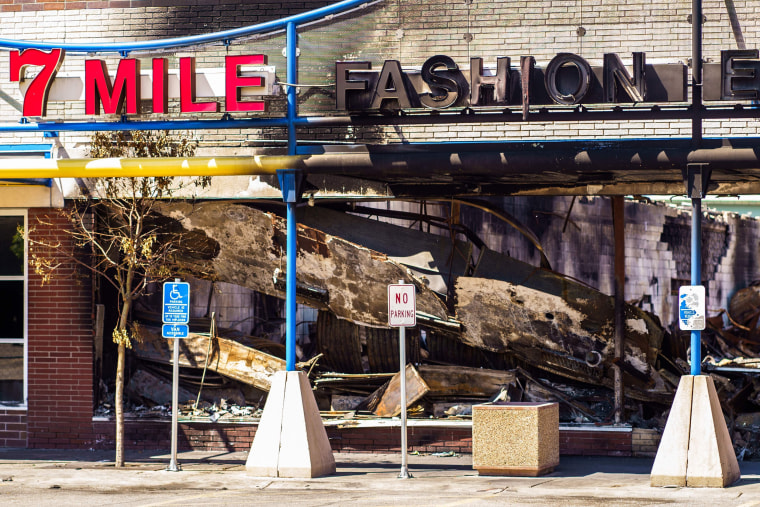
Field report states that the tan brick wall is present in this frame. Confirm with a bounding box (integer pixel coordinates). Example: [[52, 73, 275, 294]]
[[632, 427, 662, 457]]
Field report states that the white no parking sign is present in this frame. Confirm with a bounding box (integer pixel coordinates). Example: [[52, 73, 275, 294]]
[[388, 283, 416, 327], [387, 281, 415, 479]]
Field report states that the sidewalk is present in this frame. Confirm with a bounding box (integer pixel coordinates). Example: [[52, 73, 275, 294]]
[[1, 448, 760, 506]]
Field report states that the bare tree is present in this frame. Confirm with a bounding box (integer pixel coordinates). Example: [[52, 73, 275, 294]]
[[26, 131, 210, 467]]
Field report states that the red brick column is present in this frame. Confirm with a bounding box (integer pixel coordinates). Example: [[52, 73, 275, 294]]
[[26, 208, 94, 448]]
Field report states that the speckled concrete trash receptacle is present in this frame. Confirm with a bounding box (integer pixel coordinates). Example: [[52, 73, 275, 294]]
[[472, 401, 559, 476]]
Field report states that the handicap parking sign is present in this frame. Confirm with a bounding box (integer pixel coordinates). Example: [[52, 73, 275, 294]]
[[162, 281, 190, 324]]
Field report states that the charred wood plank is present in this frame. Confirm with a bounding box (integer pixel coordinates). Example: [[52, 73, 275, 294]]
[[454, 277, 664, 388], [417, 364, 515, 397], [370, 364, 430, 417], [127, 368, 196, 406], [157, 201, 450, 328], [133, 326, 284, 391]]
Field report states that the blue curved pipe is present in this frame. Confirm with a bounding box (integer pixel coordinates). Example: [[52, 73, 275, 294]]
[[0, 0, 379, 53], [0, 117, 292, 132]]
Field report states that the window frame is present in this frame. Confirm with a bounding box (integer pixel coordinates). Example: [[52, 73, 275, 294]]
[[0, 209, 27, 409]]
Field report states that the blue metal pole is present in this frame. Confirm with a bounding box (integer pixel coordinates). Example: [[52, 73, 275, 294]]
[[286, 198, 297, 371], [287, 22, 297, 153], [691, 197, 702, 375], [284, 21, 298, 372], [690, 0, 703, 376]]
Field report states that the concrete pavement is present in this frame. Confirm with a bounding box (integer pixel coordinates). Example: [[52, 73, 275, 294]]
[[1, 448, 760, 505]]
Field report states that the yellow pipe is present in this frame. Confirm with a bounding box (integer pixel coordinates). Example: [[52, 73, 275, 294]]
[[0, 155, 308, 179]]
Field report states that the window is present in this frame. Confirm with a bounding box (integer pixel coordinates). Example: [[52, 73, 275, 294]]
[[0, 212, 26, 407]]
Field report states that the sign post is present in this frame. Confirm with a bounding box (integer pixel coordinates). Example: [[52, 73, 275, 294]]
[[388, 281, 416, 479], [162, 279, 190, 472]]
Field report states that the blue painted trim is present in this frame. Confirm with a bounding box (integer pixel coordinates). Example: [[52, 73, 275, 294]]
[[0, 178, 52, 187], [0, 144, 53, 186], [0, 0, 378, 53], [0, 143, 53, 154], [0, 118, 291, 133]]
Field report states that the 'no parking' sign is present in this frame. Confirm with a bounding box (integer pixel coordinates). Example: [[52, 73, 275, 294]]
[[388, 284, 416, 327]]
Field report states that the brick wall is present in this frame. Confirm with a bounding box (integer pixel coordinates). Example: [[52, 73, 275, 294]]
[[0, 0, 332, 14], [26, 207, 94, 448], [560, 428, 633, 457], [90, 419, 633, 457], [327, 426, 474, 454], [3, 1, 760, 150], [462, 196, 760, 330], [632, 428, 662, 457], [0, 410, 27, 447]]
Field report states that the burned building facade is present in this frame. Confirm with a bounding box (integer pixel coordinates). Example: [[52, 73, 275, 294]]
[[3, 0, 760, 453]]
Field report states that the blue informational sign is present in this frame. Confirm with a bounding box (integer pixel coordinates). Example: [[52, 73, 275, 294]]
[[679, 285, 706, 331], [162, 324, 189, 339], [162, 281, 190, 324]]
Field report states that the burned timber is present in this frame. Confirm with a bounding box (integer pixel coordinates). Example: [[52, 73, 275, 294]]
[[109, 196, 760, 460], [122, 200, 678, 423]]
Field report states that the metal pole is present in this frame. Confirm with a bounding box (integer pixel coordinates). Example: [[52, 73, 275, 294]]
[[690, 0, 703, 376], [167, 335, 181, 471], [692, 0, 703, 148], [612, 196, 625, 424], [691, 198, 702, 375], [286, 200, 297, 372], [287, 21, 297, 152], [398, 279, 411, 479], [284, 21, 298, 372]]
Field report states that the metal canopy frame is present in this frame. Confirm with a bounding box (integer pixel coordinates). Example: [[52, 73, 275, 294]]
[[0, 0, 721, 378], [0, 0, 383, 374]]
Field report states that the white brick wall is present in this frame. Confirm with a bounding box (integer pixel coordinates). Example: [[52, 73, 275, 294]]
[[3, 1, 760, 329]]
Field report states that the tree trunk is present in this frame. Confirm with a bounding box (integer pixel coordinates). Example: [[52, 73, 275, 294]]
[[114, 297, 131, 468], [115, 341, 125, 468]]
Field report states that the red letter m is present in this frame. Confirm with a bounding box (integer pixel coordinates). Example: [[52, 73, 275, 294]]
[[85, 59, 140, 115]]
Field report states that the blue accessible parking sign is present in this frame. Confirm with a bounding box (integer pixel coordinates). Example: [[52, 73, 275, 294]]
[[162, 281, 190, 324], [162, 323, 189, 339]]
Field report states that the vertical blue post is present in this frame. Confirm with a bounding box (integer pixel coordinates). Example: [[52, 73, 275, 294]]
[[286, 195, 297, 371], [691, 198, 701, 375], [279, 170, 302, 372], [690, 0, 703, 376], [286, 21, 297, 151], [281, 21, 300, 372]]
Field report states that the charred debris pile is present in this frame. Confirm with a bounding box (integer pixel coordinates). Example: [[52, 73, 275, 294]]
[[101, 202, 760, 459]]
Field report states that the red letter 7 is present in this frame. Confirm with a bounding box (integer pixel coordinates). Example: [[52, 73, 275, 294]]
[[10, 48, 65, 117]]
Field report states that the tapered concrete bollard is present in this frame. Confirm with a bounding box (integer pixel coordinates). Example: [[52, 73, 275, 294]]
[[650, 375, 740, 488], [246, 370, 336, 478]]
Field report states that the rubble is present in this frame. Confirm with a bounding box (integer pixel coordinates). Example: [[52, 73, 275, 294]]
[[365, 364, 429, 417], [90, 202, 760, 460], [131, 323, 285, 392]]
